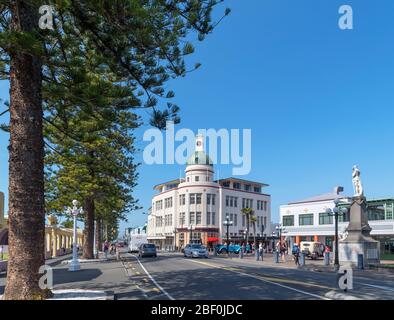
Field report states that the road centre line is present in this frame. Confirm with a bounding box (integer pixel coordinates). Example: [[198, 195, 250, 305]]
[[187, 259, 331, 300]]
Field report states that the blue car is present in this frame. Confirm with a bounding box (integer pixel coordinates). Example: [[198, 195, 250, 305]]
[[215, 244, 251, 254]]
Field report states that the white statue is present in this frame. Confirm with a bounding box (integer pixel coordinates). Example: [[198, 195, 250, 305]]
[[352, 165, 364, 197]]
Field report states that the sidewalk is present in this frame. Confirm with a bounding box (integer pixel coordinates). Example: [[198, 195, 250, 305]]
[[211, 252, 394, 275]]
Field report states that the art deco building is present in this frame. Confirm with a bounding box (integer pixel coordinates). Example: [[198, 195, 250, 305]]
[[147, 135, 271, 249]]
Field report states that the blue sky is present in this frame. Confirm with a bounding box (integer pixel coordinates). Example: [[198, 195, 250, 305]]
[[1, 0, 394, 236]]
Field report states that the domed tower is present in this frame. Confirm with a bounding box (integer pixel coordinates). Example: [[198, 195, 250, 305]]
[[184, 134, 214, 184]]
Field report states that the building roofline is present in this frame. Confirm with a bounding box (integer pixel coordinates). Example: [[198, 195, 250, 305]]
[[215, 177, 269, 188], [153, 178, 184, 190]]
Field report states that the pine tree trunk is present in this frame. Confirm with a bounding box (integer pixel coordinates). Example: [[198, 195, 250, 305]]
[[82, 197, 95, 259], [95, 218, 101, 253], [4, 1, 46, 300]]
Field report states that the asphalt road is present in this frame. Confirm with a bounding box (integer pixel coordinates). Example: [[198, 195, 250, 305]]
[[1, 251, 394, 300], [119, 252, 394, 300]]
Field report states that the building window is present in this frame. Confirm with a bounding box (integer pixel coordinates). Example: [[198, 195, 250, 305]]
[[155, 200, 163, 210], [192, 232, 201, 241], [222, 181, 230, 187], [234, 197, 237, 207], [299, 214, 313, 226], [233, 182, 241, 189], [386, 203, 394, 220], [165, 197, 173, 208], [254, 187, 261, 193], [244, 184, 251, 191], [195, 176, 199, 182], [226, 196, 229, 207], [196, 212, 202, 225], [230, 197, 233, 207], [264, 201, 267, 211], [207, 194, 216, 206], [368, 204, 386, 221], [319, 212, 333, 225], [189, 212, 195, 224], [196, 194, 202, 204], [206, 212, 211, 225], [282, 215, 294, 226], [211, 212, 216, 225], [179, 212, 185, 225], [234, 214, 238, 226], [264, 216, 267, 228], [179, 194, 185, 206], [242, 215, 245, 227]]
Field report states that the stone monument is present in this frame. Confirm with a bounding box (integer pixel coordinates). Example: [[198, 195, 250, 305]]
[[339, 166, 380, 267]]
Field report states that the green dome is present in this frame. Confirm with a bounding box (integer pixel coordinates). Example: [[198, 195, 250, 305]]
[[186, 151, 213, 166]]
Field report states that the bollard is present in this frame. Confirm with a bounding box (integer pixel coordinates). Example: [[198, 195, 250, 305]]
[[256, 250, 259, 261], [261, 251, 264, 262], [324, 252, 330, 266], [214, 248, 217, 257], [299, 253, 305, 266], [275, 250, 280, 263], [357, 254, 364, 270], [239, 249, 243, 259]]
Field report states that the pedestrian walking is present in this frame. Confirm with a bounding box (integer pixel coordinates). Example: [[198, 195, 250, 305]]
[[280, 241, 287, 262], [292, 243, 300, 266], [103, 240, 109, 259], [259, 242, 264, 261]]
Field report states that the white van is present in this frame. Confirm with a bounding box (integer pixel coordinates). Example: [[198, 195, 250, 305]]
[[128, 234, 148, 253], [300, 241, 325, 259]]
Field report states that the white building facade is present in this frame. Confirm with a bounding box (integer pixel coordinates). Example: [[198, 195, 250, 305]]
[[147, 135, 272, 250], [279, 187, 394, 258]]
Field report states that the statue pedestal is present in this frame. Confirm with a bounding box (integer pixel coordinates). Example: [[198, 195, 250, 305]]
[[339, 197, 380, 267]]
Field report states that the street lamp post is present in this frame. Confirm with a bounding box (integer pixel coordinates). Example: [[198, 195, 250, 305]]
[[223, 215, 233, 256], [66, 200, 83, 272], [173, 227, 177, 251], [326, 198, 348, 271], [188, 224, 194, 244], [275, 224, 286, 242]]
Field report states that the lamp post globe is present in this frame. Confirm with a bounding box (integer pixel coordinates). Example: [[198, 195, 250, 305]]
[[68, 200, 83, 272]]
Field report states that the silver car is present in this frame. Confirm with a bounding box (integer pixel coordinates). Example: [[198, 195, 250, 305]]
[[183, 244, 209, 258], [138, 243, 157, 258]]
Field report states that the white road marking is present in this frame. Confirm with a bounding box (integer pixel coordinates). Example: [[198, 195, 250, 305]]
[[359, 282, 394, 292], [131, 254, 175, 300], [187, 259, 331, 300]]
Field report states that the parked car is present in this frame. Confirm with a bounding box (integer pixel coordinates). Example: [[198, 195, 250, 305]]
[[138, 243, 157, 258], [300, 241, 325, 259], [215, 244, 251, 254], [183, 244, 209, 258]]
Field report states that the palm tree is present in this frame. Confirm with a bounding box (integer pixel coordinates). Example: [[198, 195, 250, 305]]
[[241, 208, 254, 245], [250, 215, 257, 248]]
